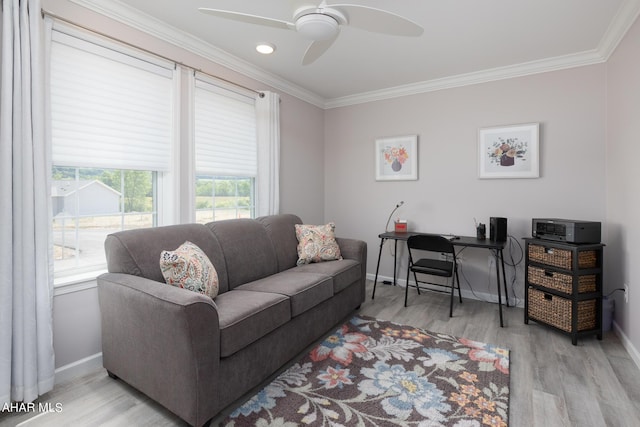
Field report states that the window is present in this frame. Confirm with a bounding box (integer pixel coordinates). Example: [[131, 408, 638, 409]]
[[50, 26, 175, 279], [52, 167, 157, 274], [194, 77, 257, 223], [48, 24, 279, 281], [195, 176, 254, 223]]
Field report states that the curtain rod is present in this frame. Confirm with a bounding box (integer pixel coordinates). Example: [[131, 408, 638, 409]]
[[41, 9, 265, 98]]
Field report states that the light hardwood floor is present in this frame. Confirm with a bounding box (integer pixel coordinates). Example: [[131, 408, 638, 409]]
[[2, 281, 640, 427]]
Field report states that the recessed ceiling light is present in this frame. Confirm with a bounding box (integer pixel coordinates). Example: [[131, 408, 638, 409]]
[[256, 43, 275, 55]]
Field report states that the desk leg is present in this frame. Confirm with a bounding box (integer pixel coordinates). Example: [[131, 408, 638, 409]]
[[494, 250, 504, 327], [499, 249, 509, 307], [393, 239, 398, 286], [372, 238, 386, 300]]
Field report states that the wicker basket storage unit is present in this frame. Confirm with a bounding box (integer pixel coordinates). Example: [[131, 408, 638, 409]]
[[527, 265, 597, 294], [527, 288, 597, 332], [524, 238, 604, 345]]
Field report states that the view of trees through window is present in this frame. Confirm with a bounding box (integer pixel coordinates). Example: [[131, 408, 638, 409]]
[[52, 167, 255, 275], [52, 166, 156, 275], [195, 175, 254, 224]]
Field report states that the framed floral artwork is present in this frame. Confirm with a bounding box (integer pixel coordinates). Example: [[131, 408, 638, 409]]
[[375, 135, 418, 181], [478, 123, 539, 179]]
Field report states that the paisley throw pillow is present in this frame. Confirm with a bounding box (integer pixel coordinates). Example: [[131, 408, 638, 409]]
[[160, 241, 219, 298], [295, 223, 343, 266]]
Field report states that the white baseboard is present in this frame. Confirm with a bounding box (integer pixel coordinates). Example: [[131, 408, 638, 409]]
[[54, 353, 103, 386], [367, 273, 524, 308], [612, 321, 640, 370]]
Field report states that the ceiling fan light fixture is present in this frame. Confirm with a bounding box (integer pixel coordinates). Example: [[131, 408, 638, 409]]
[[256, 43, 275, 54], [295, 13, 339, 40], [200, 4, 421, 65]]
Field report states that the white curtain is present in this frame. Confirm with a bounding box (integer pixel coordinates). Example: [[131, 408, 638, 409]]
[[0, 0, 55, 405], [255, 91, 280, 216]]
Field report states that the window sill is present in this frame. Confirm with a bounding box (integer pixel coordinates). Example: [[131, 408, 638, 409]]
[[54, 269, 107, 296]]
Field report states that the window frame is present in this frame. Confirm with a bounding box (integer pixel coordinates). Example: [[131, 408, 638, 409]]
[[49, 22, 179, 286], [192, 73, 259, 223], [47, 23, 275, 288]]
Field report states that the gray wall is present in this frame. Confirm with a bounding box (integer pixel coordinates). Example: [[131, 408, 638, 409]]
[[324, 65, 607, 303], [606, 15, 640, 357], [279, 93, 325, 224], [53, 285, 101, 368]]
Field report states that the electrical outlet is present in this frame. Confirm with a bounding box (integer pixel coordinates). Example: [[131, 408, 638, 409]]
[[624, 283, 629, 303]]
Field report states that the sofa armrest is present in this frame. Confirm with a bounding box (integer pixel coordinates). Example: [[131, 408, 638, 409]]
[[97, 273, 221, 427], [336, 237, 368, 300], [336, 237, 367, 263]]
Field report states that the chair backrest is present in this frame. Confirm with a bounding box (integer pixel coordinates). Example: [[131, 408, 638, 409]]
[[407, 234, 455, 255]]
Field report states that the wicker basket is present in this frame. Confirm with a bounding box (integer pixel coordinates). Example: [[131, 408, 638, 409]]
[[527, 266, 596, 295], [578, 251, 597, 269], [527, 288, 597, 332], [528, 244, 597, 269]]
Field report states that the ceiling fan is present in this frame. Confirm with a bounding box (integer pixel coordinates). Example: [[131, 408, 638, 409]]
[[198, 1, 423, 65]]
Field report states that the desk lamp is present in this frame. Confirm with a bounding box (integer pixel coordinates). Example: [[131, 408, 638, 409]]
[[384, 201, 404, 232]]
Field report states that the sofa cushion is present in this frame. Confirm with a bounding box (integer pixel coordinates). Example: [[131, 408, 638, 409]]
[[105, 223, 230, 293], [256, 214, 302, 271], [206, 219, 278, 289], [236, 271, 333, 317], [293, 259, 361, 293], [159, 241, 219, 298], [295, 223, 342, 265], [215, 290, 290, 357]]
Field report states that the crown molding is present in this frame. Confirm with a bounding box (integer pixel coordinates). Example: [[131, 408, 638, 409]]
[[325, 0, 640, 108], [69, 0, 326, 109], [70, 0, 640, 111], [324, 50, 606, 109], [597, 0, 640, 60]]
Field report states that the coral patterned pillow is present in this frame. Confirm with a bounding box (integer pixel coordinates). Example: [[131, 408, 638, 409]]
[[295, 223, 343, 266], [160, 241, 219, 298]]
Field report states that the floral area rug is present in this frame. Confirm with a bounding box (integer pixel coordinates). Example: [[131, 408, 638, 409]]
[[221, 315, 509, 427]]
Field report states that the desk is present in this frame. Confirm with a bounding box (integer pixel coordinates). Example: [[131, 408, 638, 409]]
[[371, 231, 509, 327]]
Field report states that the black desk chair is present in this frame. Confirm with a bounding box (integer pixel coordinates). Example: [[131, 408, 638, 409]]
[[404, 234, 462, 317]]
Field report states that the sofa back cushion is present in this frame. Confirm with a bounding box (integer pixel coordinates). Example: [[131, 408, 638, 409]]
[[256, 214, 302, 272], [105, 224, 230, 294], [206, 218, 278, 289]]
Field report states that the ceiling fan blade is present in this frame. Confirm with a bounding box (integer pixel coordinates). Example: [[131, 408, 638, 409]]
[[302, 33, 338, 65], [330, 4, 423, 37], [198, 8, 295, 30]]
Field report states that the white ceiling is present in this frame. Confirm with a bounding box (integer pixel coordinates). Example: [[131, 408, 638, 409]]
[[71, 0, 640, 108]]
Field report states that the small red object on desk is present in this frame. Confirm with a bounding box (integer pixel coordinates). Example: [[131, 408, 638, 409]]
[[394, 220, 407, 233]]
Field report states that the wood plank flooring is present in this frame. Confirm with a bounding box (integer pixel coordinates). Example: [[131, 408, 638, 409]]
[[2, 281, 639, 427]]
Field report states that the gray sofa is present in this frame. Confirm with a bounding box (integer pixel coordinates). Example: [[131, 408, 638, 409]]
[[97, 214, 367, 426]]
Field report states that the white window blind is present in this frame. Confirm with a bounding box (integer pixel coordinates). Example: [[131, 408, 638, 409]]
[[195, 79, 257, 177], [50, 30, 174, 171]]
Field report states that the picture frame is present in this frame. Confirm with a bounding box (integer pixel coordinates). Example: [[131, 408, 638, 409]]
[[478, 123, 539, 179], [375, 135, 418, 181]]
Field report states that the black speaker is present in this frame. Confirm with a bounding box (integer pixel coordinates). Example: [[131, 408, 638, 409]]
[[490, 217, 507, 242]]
